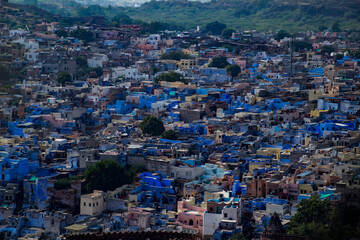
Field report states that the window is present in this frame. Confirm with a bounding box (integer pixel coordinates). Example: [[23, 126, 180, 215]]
[[83, 202, 86, 206], [89, 203, 91, 207], [224, 213, 227, 217], [96, 202, 98, 206]]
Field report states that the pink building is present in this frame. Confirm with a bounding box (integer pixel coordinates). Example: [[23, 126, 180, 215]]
[[176, 198, 206, 235], [124, 207, 152, 230]]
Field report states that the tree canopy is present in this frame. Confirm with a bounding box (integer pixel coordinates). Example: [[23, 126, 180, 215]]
[[292, 41, 313, 51], [54, 178, 71, 190], [57, 72, 72, 86], [111, 14, 133, 27], [226, 64, 241, 79], [140, 116, 165, 136], [84, 159, 127, 192], [321, 45, 335, 55], [204, 21, 227, 35], [0, 65, 10, 83], [222, 28, 235, 39], [332, 22, 341, 32], [160, 51, 191, 61], [154, 71, 187, 84], [229, 233, 246, 240], [162, 130, 178, 140], [70, 28, 94, 43], [275, 30, 291, 41], [209, 55, 230, 68], [288, 196, 359, 240], [55, 29, 68, 38]]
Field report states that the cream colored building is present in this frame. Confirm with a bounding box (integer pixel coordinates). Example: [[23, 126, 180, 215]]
[[80, 190, 106, 216], [178, 59, 198, 69]]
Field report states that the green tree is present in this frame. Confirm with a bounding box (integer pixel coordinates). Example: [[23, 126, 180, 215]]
[[0, 65, 10, 83], [154, 71, 187, 84], [288, 197, 331, 239], [286, 196, 355, 240], [127, 164, 147, 178], [55, 29, 68, 38], [321, 45, 335, 55], [160, 51, 191, 61], [54, 178, 71, 190], [229, 233, 246, 240], [352, 51, 360, 59], [76, 56, 87, 68], [318, 25, 327, 32], [226, 64, 241, 79], [162, 130, 178, 140], [293, 41, 313, 51], [140, 116, 165, 136], [57, 72, 72, 86], [222, 28, 235, 39], [204, 21, 227, 35], [93, 67, 103, 77], [275, 30, 291, 41], [332, 22, 341, 32], [111, 14, 133, 27], [70, 28, 94, 43], [209, 55, 229, 68], [335, 53, 344, 60], [84, 159, 127, 192]]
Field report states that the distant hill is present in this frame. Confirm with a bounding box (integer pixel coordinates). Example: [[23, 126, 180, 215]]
[[0, 0, 58, 29], [8, 0, 360, 32], [121, 0, 360, 32]]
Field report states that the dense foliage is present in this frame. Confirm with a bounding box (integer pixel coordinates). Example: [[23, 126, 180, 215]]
[[204, 21, 227, 35], [209, 55, 230, 68], [0, 65, 10, 83], [54, 178, 71, 190], [222, 28, 235, 39], [55, 29, 68, 38], [84, 160, 146, 193], [292, 41, 313, 51], [321, 45, 335, 55], [57, 72, 72, 86], [140, 116, 165, 136], [288, 196, 360, 240], [14, 0, 360, 32], [70, 28, 94, 43], [275, 30, 291, 41], [160, 51, 191, 61], [154, 71, 187, 84], [226, 64, 241, 79], [162, 130, 178, 140]]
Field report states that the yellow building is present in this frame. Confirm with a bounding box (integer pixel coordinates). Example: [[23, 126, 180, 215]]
[[178, 59, 198, 69], [298, 184, 314, 195]]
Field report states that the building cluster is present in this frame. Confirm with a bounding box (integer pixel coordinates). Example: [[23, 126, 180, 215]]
[[0, 19, 360, 240]]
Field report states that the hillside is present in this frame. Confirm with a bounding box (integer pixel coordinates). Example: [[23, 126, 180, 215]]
[[8, 0, 360, 32], [121, 0, 360, 32], [0, 1, 58, 29]]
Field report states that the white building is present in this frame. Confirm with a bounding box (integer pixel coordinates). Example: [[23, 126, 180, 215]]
[[80, 190, 106, 216], [87, 54, 108, 68], [169, 165, 205, 180], [25, 50, 39, 62], [203, 211, 223, 237], [266, 203, 287, 216], [150, 100, 171, 114], [146, 34, 161, 49], [124, 68, 149, 80]]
